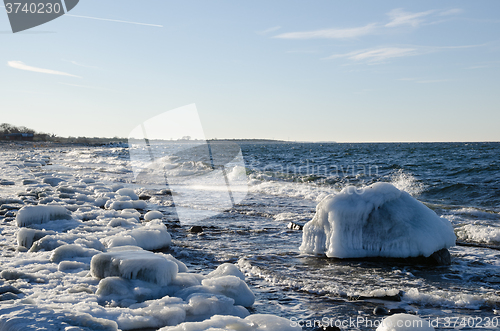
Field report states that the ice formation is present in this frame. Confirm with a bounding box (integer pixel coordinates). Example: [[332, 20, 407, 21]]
[[159, 314, 302, 331], [377, 313, 434, 331], [144, 210, 164, 221], [300, 182, 456, 258], [91, 249, 179, 286], [16, 205, 72, 227]]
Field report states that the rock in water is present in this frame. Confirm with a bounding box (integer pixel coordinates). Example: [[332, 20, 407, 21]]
[[189, 226, 203, 233], [300, 183, 456, 260], [427, 248, 452, 265], [287, 222, 303, 230]]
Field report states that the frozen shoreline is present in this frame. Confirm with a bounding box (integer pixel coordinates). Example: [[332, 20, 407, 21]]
[[0, 146, 299, 330]]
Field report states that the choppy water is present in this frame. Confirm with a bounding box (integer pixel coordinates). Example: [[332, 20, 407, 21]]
[[2, 141, 500, 330]]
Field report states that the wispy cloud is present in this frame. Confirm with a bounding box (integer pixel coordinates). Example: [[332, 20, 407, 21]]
[[325, 47, 419, 63], [385, 8, 435, 28], [7, 61, 81, 78], [326, 43, 486, 64], [62, 59, 99, 69], [65, 14, 163, 28], [257, 26, 281, 35], [274, 23, 377, 39], [439, 8, 463, 16], [416, 79, 452, 83]]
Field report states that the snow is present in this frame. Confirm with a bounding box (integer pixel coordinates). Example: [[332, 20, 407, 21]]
[[377, 314, 434, 331], [16, 205, 72, 227], [90, 249, 179, 286], [300, 182, 456, 258]]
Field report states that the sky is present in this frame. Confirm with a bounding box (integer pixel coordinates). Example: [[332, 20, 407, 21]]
[[1, 0, 499, 142]]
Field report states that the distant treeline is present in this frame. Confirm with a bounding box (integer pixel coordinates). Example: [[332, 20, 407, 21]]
[[0, 123, 126, 145]]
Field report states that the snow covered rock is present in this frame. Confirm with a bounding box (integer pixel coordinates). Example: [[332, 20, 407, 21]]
[[159, 314, 301, 331], [300, 182, 456, 259], [90, 249, 179, 286], [175, 275, 255, 307], [377, 313, 434, 331], [144, 210, 164, 221], [16, 205, 72, 227], [103, 220, 171, 250], [17, 228, 54, 249]]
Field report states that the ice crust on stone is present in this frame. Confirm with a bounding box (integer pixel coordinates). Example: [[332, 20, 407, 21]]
[[159, 314, 302, 331], [144, 210, 164, 221], [16, 205, 72, 227], [377, 313, 435, 331], [91, 249, 179, 286], [300, 182, 456, 258]]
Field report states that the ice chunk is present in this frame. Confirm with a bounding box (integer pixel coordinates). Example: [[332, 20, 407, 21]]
[[176, 275, 255, 307], [117, 188, 139, 200], [58, 261, 88, 272], [0, 306, 118, 331], [16, 205, 72, 227], [377, 313, 434, 331], [50, 244, 101, 263], [17, 228, 54, 249], [42, 177, 66, 187], [300, 183, 456, 258], [185, 293, 249, 321], [90, 250, 178, 286], [158, 313, 301, 331], [144, 210, 164, 221], [206, 263, 245, 281], [129, 222, 171, 250]]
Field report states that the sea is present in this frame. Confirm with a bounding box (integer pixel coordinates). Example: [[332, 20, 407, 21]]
[[1, 141, 500, 330]]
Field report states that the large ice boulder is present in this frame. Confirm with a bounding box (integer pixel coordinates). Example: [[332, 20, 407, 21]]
[[300, 183, 456, 259]]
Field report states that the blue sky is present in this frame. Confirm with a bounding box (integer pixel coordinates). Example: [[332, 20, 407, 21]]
[[1, 0, 499, 142]]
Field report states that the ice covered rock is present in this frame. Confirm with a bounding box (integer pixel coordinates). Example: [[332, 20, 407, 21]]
[[17, 228, 55, 249], [206, 263, 245, 281], [144, 210, 164, 221], [300, 183, 456, 259], [103, 221, 171, 250], [16, 205, 72, 227], [50, 244, 101, 263], [175, 275, 255, 307], [159, 313, 301, 331], [377, 313, 434, 331], [42, 177, 66, 187], [0, 306, 118, 331], [91, 249, 178, 286], [117, 188, 139, 200]]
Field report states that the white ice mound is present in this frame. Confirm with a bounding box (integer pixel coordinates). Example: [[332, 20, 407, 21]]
[[16, 205, 72, 227], [300, 182, 456, 259], [377, 313, 434, 331], [159, 314, 301, 331], [91, 249, 178, 286]]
